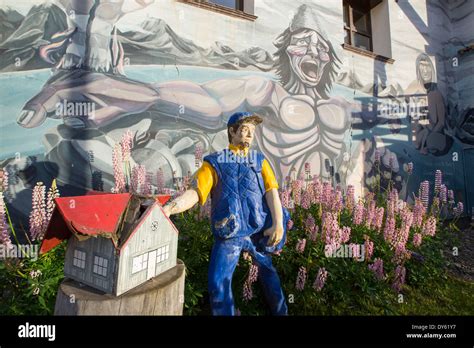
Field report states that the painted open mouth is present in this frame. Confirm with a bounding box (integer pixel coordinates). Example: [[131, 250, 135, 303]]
[[300, 60, 321, 82]]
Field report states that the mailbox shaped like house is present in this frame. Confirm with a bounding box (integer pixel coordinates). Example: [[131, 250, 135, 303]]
[[40, 193, 178, 296]]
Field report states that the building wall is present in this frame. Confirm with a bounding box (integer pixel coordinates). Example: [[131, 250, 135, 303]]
[[0, 0, 473, 216]]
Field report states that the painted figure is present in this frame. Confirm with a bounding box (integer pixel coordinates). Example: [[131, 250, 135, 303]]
[[162, 112, 289, 316]]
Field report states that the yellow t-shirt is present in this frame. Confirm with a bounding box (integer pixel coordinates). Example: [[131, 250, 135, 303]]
[[194, 144, 279, 205]]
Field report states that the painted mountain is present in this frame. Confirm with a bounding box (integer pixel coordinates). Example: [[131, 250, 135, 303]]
[[0, 3, 67, 71], [0, 6, 274, 72], [0, 7, 24, 44]]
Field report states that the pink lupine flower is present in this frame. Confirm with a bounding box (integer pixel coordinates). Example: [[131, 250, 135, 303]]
[[131, 165, 146, 194], [434, 170, 442, 193], [368, 258, 385, 280], [364, 235, 374, 260], [365, 200, 376, 229], [383, 215, 396, 244], [45, 180, 59, 226], [422, 216, 437, 237], [309, 225, 320, 242], [120, 130, 133, 162], [296, 266, 307, 291], [296, 238, 306, 254], [407, 162, 414, 175], [301, 190, 311, 209], [419, 181, 430, 211], [412, 198, 425, 228], [321, 182, 332, 207], [287, 219, 294, 231], [322, 212, 340, 247], [413, 233, 422, 247], [374, 207, 384, 232], [291, 178, 303, 206], [29, 182, 47, 241], [345, 185, 355, 212], [313, 267, 328, 292], [248, 264, 259, 283], [353, 201, 365, 225], [340, 226, 351, 243], [331, 187, 343, 213], [311, 177, 323, 204], [0, 192, 12, 248], [243, 279, 253, 301], [392, 265, 406, 292], [112, 145, 126, 193], [280, 189, 291, 209]]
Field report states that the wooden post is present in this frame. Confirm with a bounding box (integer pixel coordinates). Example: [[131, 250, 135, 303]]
[[54, 260, 185, 315]]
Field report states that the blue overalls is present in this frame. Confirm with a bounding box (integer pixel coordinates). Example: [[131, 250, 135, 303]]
[[204, 148, 289, 315]]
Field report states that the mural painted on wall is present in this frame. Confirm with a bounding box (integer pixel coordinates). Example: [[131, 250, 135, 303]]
[[0, 0, 469, 221]]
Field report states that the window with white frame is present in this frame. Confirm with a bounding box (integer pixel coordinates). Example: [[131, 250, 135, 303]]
[[132, 253, 149, 274], [73, 249, 86, 269], [93, 255, 108, 277], [156, 244, 170, 264]]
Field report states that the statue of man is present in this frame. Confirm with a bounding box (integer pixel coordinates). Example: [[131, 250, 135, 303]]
[[162, 111, 290, 316]]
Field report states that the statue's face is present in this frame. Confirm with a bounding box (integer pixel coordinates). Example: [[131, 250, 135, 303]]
[[286, 29, 330, 87], [419, 59, 432, 83], [229, 122, 256, 148]]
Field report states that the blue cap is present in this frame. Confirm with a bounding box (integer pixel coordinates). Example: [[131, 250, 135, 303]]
[[227, 112, 263, 128]]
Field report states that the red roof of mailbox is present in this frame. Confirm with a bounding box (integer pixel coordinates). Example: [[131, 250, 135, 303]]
[[40, 193, 172, 254], [40, 193, 131, 253]]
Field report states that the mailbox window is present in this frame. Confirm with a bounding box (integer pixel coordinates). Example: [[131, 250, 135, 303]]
[[73, 249, 86, 269], [132, 253, 148, 274], [156, 244, 170, 264]]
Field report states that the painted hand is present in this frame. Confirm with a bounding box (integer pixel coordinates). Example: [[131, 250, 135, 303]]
[[264, 223, 284, 247]]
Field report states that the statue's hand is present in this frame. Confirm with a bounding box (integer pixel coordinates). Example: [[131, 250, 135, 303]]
[[264, 223, 284, 247]]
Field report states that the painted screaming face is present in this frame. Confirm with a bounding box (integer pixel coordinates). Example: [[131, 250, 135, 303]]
[[286, 29, 330, 87], [230, 122, 256, 149]]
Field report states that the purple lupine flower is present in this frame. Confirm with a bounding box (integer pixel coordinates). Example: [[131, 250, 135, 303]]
[[296, 238, 307, 253], [392, 265, 406, 292], [364, 235, 374, 260], [368, 258, 385, 280], [112, 145, 125, 193], [313, 267, 328, 292], [407, 162, 414, 175], [374, 207, 384, 232], [199, 199, 211, 220], [301, 190, 311, 209], [296, 266, 307, 291], [30, 182, 47, 241], [383, 216, 396, 244], [454, 202, 464, 217], [345, 185, 355, 212], [422, 216, 437, 237], [365, 200, 376, 229], [331, 187, 343, 213], [413, 233, 422, 247], [305, 215, 316, 233], [440, 184, 447, 204], [412, 198, 425, 228], [0, 192, 12, 248], [448, 189, 455, 204], [353, 201, 365, 225], [434, 170, 442, 194]]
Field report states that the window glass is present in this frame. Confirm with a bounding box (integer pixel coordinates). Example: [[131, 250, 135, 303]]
[[209, 0, 239, 9], [354, 33, 371, 51]]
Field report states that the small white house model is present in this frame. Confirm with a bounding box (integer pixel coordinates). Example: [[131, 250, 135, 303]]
[[40, 193, 178, 296]]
